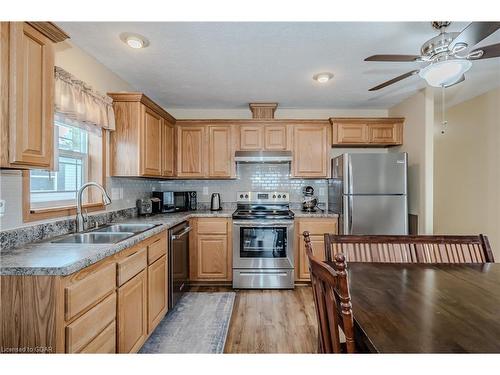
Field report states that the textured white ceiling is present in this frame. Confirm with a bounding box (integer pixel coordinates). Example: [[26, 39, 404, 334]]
[[57, 22, 500, 110]]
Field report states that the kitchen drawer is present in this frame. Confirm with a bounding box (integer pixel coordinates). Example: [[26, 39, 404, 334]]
[[117, 247, 147, 286], [79, 321, 116, 354], [64, 262, 116, 321], [297, 219, 338, 236], [66, 293, 116, 353], [148, 235, 167, 265], [197, 219, 228, 235]]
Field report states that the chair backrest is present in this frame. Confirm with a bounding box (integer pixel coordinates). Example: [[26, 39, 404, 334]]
[[303, 231, 355, 354], [324, 234, 495, 264]]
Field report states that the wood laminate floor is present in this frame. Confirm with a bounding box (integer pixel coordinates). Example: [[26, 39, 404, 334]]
[[190, 285, 318, 353]]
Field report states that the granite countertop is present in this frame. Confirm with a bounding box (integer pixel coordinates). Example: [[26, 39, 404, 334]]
[[292, 210, 339, 218], [0, 210, 233, 277], [0, 209, 337, 276]]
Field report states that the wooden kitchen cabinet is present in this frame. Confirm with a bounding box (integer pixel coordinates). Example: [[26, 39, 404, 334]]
[[162, 120, 175, 177], [295, 218, 338, 281], [117, 269, 148, 353], [148, 255, 168, 333], [141, 106, 162, 176], [331, 118, 404, 146], [239, 125, 264, 150], [0, 229, 169, 354], [190, 218, 232, 282], [264, 125, 288, 150], [292, 123, 330, 178], [239, 124, 288, 151], [176, 125, 206, 177], [108, 92, 176, 178], [0, 22, 68, 169], [208, 125, 234, 177]]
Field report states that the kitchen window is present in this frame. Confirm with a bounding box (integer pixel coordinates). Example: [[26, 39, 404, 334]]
[[30, 121, 89, 209]]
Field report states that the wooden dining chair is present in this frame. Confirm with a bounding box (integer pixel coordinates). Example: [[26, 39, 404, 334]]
[[303, 231, 356, 354], [323, 234, 495, 264]]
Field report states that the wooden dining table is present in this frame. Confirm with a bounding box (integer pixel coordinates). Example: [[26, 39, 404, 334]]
[[324, 261, 500, 353]]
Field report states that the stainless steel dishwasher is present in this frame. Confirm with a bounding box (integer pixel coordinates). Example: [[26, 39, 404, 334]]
[[168, 221, 191, 309]]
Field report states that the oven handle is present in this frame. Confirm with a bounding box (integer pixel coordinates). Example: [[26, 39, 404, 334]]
[[171, 226, 192, 240], [232, 220, 294, 227], [238, 271, 290, 276]]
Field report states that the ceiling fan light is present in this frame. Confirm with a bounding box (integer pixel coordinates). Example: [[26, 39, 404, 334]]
[[418, 59, 472, 87]]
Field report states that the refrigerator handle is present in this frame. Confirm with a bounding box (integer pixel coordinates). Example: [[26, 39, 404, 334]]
[[348, 196, 353, 234]]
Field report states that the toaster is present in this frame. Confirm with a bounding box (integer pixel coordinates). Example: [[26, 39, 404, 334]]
[[136, 198, 153, 216]]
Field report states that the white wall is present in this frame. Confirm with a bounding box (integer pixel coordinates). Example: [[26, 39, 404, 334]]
[[434, 87, 500, 259], [389, 88, 434, 234]]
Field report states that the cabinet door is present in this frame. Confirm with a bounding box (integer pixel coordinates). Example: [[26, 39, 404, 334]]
[[117, 269, 148, 353], [162, 121, 175, 177], [8, 22, 54, 168], [368, 123, 402, 145], [264, 125, 287, 150], [177, 126, 206, 177], [298, 234, 326, 280], [209, 125, 232, 177], [334, 123, 368, 144], [148, 255, 168, 333], [196, 234, 229, 280], [239, 125, 263, 150], [292, 124, 329, 178], [141, 106, 162, 176]]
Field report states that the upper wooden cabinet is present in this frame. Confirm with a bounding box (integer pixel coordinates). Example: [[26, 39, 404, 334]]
[[161, 120, 175, 177], [176, 125, 206, 178], [208, 125, 234, 177], [176, 121, 235, 179], [0, 22, 68, 170], [292, 123, 330, 178], [330, 118, 404, 146], [108, 92, 176, 178], [239, 124, 288, 151]]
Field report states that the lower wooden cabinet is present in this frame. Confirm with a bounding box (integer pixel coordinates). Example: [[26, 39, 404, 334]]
[[117, 269, 148, 353], [190, 218, 232, 282], [148, 255, 168, 332], [295, 218, 338, 281], [0, 230, 169, 354]]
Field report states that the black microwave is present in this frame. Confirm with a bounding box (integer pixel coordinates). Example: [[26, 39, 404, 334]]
[[152, 191, 197, 213]]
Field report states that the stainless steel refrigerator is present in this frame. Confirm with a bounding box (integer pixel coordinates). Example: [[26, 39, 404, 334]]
[[328, 153, 408, 235]]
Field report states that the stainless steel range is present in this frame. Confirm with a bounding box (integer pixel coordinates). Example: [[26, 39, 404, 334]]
[[232, 191, 295, 289]]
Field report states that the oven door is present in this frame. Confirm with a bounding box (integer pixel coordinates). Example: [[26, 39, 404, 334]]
[[233, 220, 294, 269]]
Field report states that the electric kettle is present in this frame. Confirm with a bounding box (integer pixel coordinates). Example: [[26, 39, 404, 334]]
[[210, 193, 222, 211]]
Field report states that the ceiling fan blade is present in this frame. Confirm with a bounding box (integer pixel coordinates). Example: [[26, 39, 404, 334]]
[[470, 43, 500, 59], [450, 22, 500, 51], [365, 54, 421, 62], [368, 70, 419, 91]]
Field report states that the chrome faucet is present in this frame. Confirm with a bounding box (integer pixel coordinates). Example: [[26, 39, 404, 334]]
[[76, 182, 112, 232]]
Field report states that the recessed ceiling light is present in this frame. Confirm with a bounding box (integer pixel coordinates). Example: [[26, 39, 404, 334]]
[[313, 72, 334, 83], [119, 33, 150, 49]]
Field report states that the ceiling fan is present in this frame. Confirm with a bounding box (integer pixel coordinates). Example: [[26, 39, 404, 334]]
[[365, 22, 500, 91]]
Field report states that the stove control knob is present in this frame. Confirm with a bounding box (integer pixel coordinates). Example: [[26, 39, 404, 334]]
[[278, 195, 281, 198], [240, 194, 244, 198], [283, 194, 286, 199], [245, 194, 248, 198], [273, 195, 276, 198]]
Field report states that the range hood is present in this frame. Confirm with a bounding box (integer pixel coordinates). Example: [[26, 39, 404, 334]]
[[234, 150, 292, 163]]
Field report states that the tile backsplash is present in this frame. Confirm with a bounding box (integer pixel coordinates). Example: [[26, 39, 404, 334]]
[[158, 163, 328, 206]]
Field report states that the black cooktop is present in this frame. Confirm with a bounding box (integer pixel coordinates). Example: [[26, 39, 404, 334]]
[[232, 209, 295, 220]]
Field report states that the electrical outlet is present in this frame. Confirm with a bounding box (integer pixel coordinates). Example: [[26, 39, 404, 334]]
[[203, 186, 209, 195], [0, 199, 5, 216]]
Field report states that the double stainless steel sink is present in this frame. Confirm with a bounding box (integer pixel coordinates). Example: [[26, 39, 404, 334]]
[[51, 223, 159, 244]]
